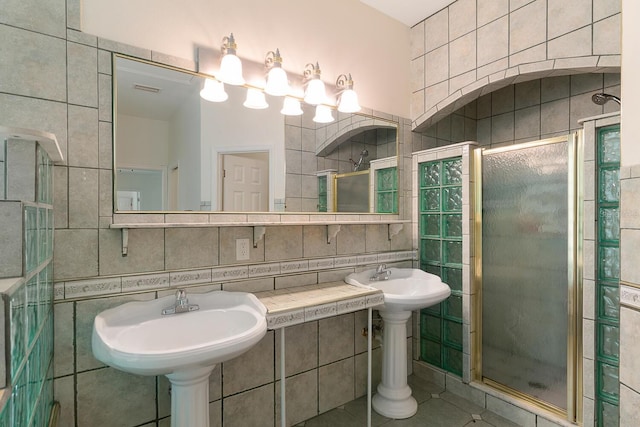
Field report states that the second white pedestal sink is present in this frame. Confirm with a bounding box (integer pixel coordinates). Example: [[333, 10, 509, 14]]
[[346, 267, 451, 419], [92, 290, 267, 427]]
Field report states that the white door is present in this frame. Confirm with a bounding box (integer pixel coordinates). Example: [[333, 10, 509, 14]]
[[222, 152, 269, 211], [168, 166, 179, 210], [116, 190, 140, 210]]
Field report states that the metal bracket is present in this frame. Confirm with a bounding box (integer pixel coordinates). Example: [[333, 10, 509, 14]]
[[121, 228, 129, 257], [253, 226, 266, 248], [388, 223, 403, 240], [327, 224, 341, 244]]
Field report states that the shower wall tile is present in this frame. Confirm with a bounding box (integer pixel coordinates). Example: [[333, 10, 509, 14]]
[[594, 14, 621, 55], [540, 99, 570, 135], [491, 86, 515, 115], [54, 229, 98, 279], [477, 16, 509, 67], [620, 307, 640, 396], [425, 46, 449, 86], [98, 228, 165, 276], [98, 169, 113, 217], [485, 395, 536, 427], [165, 228, 219, 270], [275, 272, 316, 289], [621, 229, 640, 285], [303, 226, 337, 258], [222, 384, 274, 427], [547, 0, 592, 40], [98, 120, 113, 170], [449, 32, 476, 77], [477, 0, 509, 26], [514, 106, 541, 140], [620, 384, 640, 427], [571, 74, 604, 96], [448, 0, 476, 40], [594, 0, 621, 21], [67, 105, 99, 168], [67, 41, 98, 108], [570, 93, 604, 130], [98, 73, 112, 123], [54, 375, 75, 427], [1, 0, 66, 37], [490, 112, 514, 143], [514, 80, 541, 109], [425, 9, 449, 52], [509, 0, 547, 54], [68, 167, 98, 228], [222, 332, 274, 396], [365, 224, 391, 252], [53, 302, 74, 376], [548, 26, 592, 59], [0, 25, 67, 102], [76, 367, 156, 427], [410, 21, 425, 59]]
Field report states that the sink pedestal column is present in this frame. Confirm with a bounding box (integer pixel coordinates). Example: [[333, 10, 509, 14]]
[[372, 310, 417, 419], [166, 365, 215, 427]]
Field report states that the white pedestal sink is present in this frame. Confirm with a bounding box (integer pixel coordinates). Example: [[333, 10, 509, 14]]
[[92, 290, 267, 427], [346, 267, 451, 419]]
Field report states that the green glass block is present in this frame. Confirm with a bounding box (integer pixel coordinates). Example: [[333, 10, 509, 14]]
[[421, 340, 441, 366], [10, 286, 26, 378], [0, 398, 11, 427], [47, 209, 54, 259], [598, 362, 619, 399], [422, 264, 441, 277], [26, 276, 38, 346], [442, 186, 463, 212], [423, 314, 441, 340], [421, 239, 441, 263], [599, 168, 620, 203], [598, 323, 620, 362], [444, 240, 462, 265], [421, 189, 440, 211], [599, 207, 620, 242], [377, 167, 397, 191], [38, 267, 49, 324], [38, 207, 47, 265], [443, 158, 463, 185], [24, 206, 38, 273], [421, 214, 440, 237], [422, 301, 442, 316], [599, 284, 620, 320], [443, 267, 463, 292], [598, 400, 619, 427], [600, 129, 621, 164], [443, 320, 463, 347], [599, 247, 620, 280], [421, 162, 440, 187], [444, 214, 462, 238], [376, 192, 395, 213], [12, 369, 27, 427], [444, 294, 463, 320], [318, 176, 327, 194], [443, 346, 463, 376]]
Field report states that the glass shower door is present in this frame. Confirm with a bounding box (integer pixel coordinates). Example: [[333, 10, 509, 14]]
[[479, 136, 578, 416]]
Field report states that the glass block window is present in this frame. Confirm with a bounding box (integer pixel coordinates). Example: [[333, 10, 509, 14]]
[[595, 125, 620, 426], [375, 166, 397, 213], [318, 175, 327, 212], [418, 158, 463, 376]]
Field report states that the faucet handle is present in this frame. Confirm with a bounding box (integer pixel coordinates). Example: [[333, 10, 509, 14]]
[[176, 289, 187, 299]]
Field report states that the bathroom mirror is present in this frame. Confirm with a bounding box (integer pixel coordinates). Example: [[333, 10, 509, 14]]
[[113, 55, 398, 213]]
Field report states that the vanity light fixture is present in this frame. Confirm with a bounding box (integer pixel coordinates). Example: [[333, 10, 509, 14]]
[[264, 49, 290, 96], [199, 78, 228, 102], [218, 33, 245, 86], [303, 62, 326, 105], [280, 96, 303, 116], [336, 73, 361, 113], [243, 87, 269, 109], [313, 104, 334, 123]]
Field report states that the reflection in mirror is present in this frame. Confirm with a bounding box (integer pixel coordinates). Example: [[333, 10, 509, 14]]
[[113, 54, 398, 213]]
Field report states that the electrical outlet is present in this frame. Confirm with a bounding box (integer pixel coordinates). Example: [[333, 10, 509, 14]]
[[236, 238, 250, 261]]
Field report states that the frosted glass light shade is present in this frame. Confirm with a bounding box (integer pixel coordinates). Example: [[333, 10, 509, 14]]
[[200, 78, 228, 102], [218, 54, 245, 86], [313, 105, 334, 123], [265, 67, 290, 96], [304, 78, 326, 105], [280, 97, 303, 116], [337, 89, 361, 113], [243, 88, 268, 109]]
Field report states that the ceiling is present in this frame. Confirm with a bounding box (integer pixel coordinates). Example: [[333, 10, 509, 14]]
[[360, 0, 456, 27]]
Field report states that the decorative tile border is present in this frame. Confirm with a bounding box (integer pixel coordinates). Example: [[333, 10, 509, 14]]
[[304, 302, 337, 321], [266, 309, 305, 329], [56, 250, 416, 301], [621, 285, 640, 311], [337, 297, 366, 314]]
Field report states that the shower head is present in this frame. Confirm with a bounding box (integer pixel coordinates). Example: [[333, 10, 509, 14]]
[[361, 149, 369, 157], [591, 93, 621, 106]]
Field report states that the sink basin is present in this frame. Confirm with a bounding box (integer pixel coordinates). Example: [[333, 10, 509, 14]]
[[346, 268, 451, 419], [345, 267, 451, 312], [92, 290, 267, 427]]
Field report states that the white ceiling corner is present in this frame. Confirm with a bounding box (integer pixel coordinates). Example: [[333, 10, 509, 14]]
[[360, 0, 456, 27]]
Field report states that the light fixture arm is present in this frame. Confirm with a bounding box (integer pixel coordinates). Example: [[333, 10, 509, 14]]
[[265, 49, 283, 69], [221, 33, 238, 55], [303, 62, 321, 81], [336, 73, 354, 91]]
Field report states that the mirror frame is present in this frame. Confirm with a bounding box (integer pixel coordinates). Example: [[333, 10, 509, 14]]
[[111, 52, 408, 224]]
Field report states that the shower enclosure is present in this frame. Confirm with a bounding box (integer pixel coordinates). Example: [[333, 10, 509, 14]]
[[475, 134, 582, 422]]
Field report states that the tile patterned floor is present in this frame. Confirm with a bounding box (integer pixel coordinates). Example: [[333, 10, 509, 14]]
[[297, 376, 521, 427]]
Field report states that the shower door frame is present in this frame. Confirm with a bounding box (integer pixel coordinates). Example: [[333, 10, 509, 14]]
[[472, 133, 583, 423]]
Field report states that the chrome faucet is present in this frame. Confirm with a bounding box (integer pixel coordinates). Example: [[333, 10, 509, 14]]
[[162, 289, 200, 315], [370, 264, 391, 281]]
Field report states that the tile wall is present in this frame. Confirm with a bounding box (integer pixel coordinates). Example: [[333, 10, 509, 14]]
[[0, 1, 417, 427], [410, 0, 621, 132]]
